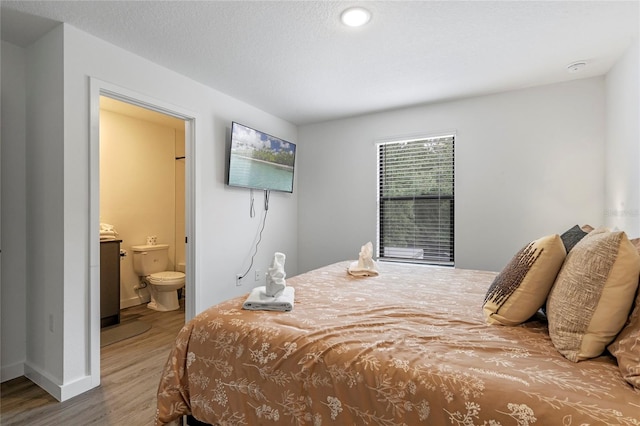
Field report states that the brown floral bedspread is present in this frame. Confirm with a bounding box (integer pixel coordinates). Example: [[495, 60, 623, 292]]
[[156, 261, 640, 425]]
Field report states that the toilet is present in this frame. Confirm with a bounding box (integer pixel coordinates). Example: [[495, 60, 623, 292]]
[[132, 244, 185, 311]]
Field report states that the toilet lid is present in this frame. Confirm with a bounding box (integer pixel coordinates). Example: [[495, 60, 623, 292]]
[[147, 271, 185, 285]]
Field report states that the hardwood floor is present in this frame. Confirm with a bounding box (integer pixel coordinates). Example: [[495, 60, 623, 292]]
[[1, 301, 185, 426]]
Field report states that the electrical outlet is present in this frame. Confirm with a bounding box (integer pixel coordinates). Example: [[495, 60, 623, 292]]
[[255, 270, 261, 281], [49, 314, 54, 332], [236, 274, 242, 286]]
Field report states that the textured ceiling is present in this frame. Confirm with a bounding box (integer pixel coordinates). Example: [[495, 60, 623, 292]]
[[1, 1, 638, 125]]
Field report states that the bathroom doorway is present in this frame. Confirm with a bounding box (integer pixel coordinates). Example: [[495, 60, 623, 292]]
[[97, 95, 189, 361], [88, 86, 196, 385], [89, 78, 196, 388]]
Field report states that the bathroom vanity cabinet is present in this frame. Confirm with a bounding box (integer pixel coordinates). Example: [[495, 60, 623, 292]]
[[100, 239, 122, 327]]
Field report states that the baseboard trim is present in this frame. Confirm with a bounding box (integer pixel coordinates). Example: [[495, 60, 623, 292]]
[[24, 363, 62, 401], [1, 361, 25, 383], [59, 375, 96, 401], [121, 295, 149, 309], [24, 363, 97, 402]]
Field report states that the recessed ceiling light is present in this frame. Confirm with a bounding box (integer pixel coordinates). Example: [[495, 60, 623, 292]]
[[567, 61, 587, 73], [341, 7, 371, 27]]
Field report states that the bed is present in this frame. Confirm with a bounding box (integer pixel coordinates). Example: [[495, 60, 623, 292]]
[[156, 253, 640, 424]]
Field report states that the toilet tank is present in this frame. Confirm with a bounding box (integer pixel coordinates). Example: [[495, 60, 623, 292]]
[[131, 244, 169, 276]]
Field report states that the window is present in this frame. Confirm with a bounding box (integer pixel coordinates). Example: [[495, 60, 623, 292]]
[[377, 135, 454, 265]]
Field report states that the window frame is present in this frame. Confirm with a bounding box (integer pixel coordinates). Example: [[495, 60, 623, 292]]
[[376, 134, 455, 266]]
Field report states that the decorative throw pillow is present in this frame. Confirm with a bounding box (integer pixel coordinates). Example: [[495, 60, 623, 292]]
[[581, 224, 595, 233], [629, 237, 640, 255], [547, 229, 640, 362], [608, 288, 640, 390], [483, 234, 566, 326], [560, 224, 588, 252]]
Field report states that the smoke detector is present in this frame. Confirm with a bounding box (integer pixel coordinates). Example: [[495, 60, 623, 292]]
[[567, 61, 587, 73]]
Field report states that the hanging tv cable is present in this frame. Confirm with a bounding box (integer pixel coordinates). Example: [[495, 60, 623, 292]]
[[249, 189, 255, 218], [239, 190, 270, 280]]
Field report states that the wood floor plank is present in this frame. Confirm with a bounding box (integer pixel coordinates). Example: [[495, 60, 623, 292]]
[[0, 302, 185, 426]]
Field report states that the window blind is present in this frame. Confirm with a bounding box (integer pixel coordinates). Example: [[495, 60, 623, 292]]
[[377, 135, 454, 265]]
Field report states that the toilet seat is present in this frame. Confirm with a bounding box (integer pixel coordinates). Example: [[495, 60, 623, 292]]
[[147, 271, 185, 286]]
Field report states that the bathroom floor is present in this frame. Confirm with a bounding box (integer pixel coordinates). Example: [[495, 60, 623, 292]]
[[1, 300, 185, 425], [119, 299, 179, 325]]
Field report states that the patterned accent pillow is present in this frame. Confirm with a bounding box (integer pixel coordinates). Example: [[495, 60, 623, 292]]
[[560, 224, 588, 252], [547, 229, 640, 362], [608, 288, 640, 390], [483, 234, 566, 326]]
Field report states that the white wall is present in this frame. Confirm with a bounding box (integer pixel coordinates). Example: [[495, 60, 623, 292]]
[[298, 78, 606, 274], [1, 41, 27, 382], [24, 25, 66, 396], [1, 23, 298, 399], [605, 38, 640, 235]]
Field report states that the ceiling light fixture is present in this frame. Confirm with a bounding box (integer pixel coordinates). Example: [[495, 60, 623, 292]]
[[341, 7, 371, 27]]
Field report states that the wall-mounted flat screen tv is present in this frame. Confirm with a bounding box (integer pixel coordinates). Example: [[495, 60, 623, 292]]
[[227, 122, 296, 193]]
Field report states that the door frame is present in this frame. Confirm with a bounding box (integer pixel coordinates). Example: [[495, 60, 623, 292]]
[[88, 78, 196, 386]]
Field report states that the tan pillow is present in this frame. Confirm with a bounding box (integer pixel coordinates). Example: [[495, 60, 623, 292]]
[[581, 224, 595, 233], [547, 229, 640, 362], [608, 288, 640, 389], [483, 234, 566, 326], [629, 237, 640, 255]]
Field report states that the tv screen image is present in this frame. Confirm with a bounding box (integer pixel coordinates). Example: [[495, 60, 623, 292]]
[[228, 122, 296, 193]]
